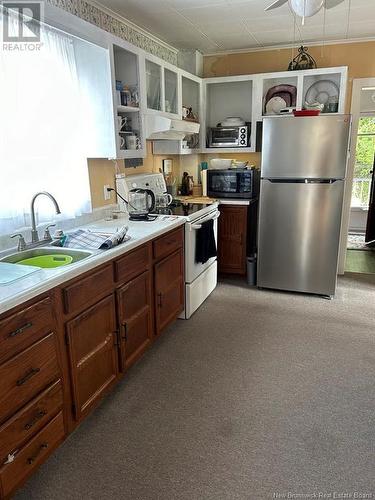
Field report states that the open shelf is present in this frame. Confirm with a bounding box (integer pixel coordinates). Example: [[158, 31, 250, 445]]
[[302, 72, 341, 113], [117, 105, 140, 113], [206, 80, 253, 128], [182, 76, 200, 122], [262, 75, 298, 116], [203, 147, 254, 154]]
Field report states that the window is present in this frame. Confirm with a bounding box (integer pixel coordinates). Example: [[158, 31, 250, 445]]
[[351, 117, 375, 208], [0, 9, 114, 234]]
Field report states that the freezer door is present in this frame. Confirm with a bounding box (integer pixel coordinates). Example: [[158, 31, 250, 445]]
[[257, 179, 345, 296], [261, 115, 350, 179]]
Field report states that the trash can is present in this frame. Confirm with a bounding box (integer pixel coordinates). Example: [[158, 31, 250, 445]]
[[247, 256, 257, 286]]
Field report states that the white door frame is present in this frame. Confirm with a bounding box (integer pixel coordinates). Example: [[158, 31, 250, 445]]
[[338, 77, 375, 274]]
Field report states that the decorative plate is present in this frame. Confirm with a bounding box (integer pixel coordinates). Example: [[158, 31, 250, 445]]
[[265, 96, 287, 115], [305, 79, 339, 106]]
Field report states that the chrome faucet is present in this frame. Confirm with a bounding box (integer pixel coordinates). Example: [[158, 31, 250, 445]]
[[10, 192, 61, 251], [30, 192, 61, 243]]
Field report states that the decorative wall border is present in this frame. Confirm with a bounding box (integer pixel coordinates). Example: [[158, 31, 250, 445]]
[[46, 0, 178, 64]]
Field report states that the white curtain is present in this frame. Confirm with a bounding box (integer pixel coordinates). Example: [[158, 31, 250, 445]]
[[0, 11, 107, 234]]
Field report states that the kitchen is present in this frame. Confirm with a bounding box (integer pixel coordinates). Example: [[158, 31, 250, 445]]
[[0, 0, 375, 498]]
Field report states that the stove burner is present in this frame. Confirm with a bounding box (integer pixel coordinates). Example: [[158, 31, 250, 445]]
[[155, 201, 213, 217]]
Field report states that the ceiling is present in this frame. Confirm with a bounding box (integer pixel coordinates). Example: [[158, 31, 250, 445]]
[[94, 0, 375, 54]]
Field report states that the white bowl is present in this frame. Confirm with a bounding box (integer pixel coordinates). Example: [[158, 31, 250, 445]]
[[209, 158, 234, 169], [221, 117, 245, 126], [232, 161, 248, 168]]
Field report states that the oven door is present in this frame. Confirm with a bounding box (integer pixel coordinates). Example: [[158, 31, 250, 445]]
[[209, 128, 239, 147], [185, 209, 220, 284]]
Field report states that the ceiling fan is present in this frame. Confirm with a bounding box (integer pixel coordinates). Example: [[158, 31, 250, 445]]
[[265, 0, 346, 19]]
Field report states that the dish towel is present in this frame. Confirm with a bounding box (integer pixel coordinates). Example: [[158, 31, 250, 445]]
[[195, 219, 217, 264], [62, 226, 129, 250]]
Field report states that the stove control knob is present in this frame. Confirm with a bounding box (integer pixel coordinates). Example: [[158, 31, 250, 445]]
[[132, 183, 137, 188]]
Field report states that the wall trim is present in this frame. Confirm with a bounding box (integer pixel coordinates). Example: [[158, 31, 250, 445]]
[[88, 0, 178, 55], [204, 36, 375, 57], [45, 0, 178, 64]]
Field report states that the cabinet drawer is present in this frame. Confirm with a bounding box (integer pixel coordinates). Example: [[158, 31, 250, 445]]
[[153, 227, 183, 261], [114, 243, 151, 284], [0, 296, 54, 365], [0, 412, 64, 498], [0, 333, 60, 425], [62, 264, 113, 315], [0, 380, 63, 465]]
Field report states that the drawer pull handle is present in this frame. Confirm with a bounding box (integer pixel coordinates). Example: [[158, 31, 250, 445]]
[[9, 322, 33, 338], [158, 292, 163, 308], [16, 367, 40, 386], [27, 443, 48, 465], [3, 450, 19, 465], [24, 410, 47, 430], [121, 322, 127, 341]]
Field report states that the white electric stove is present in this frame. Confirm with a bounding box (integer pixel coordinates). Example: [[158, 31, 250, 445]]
[[115, 173, 219, 319]]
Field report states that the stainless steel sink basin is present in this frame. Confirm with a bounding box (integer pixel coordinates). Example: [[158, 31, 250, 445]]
[[1, 247, 93, 268]]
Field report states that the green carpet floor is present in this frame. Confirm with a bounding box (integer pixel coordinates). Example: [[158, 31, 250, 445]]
[[345, 249, 375, 274]]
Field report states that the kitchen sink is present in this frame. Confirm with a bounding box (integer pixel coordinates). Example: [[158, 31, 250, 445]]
[[1, 247, 93, 269]]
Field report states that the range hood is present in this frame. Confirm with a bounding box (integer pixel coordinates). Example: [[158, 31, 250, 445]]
[[145, 114, 200, 140]]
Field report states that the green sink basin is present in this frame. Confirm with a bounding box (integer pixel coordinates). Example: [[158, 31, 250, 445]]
[[1, 247, 93, 269]]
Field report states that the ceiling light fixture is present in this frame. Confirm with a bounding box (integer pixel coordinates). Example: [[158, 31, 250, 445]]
[[265, 0, 346, 24]]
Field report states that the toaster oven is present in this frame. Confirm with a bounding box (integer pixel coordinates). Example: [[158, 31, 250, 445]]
[[208, 126, 249, 148]]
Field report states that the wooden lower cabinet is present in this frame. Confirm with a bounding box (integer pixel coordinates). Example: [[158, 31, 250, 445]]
[[65, 295, 118, 421], [218, 205, 248, 275], [0, 412, 65, 499], [116, 271, 153, 372], [154, 248, 184, 335], [0, 227, 185, 497]]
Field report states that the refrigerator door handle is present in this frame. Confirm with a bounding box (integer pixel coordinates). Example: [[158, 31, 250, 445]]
[[263, 178, 344, 184]]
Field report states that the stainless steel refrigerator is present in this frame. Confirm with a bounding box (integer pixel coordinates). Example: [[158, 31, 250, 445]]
[[257, 115, 351, 297]]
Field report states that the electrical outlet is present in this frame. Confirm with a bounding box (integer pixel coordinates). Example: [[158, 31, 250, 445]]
[[104, 185, 111, 201]]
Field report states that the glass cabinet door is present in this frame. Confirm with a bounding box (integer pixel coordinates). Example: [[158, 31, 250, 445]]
[[146, 60, 161, 111], [164, 68, 178, 114]]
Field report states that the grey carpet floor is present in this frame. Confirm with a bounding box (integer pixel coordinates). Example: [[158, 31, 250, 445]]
[[16, 276, 375, 500]]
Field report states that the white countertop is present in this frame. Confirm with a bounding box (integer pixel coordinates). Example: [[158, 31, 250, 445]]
[[0, 216, 186, 316]]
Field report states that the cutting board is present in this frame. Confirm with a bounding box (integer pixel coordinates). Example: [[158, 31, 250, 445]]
[[0, 262, 40, 285]]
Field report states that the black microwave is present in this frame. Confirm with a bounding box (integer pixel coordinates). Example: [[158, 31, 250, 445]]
[[207, 169, 260, 199]]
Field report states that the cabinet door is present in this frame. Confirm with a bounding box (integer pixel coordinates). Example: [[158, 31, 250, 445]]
[[218, 205, 247, 275], [164, 68, 178, 114], [154, 249, 184, 335], [146, 60, 162, 111], [116, 271, 153, 372], [66, 295, 118, 421]]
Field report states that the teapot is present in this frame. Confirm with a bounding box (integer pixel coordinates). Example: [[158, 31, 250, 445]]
[[128, 188, 156, 220]]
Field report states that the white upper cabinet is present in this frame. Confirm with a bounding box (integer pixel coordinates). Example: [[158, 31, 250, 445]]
[[109, 42, 146, 159], [202, 76, 255, 153], [142, 55, 181, 118], [105, 21, 347, 157], [203, 66, 348, 153]]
